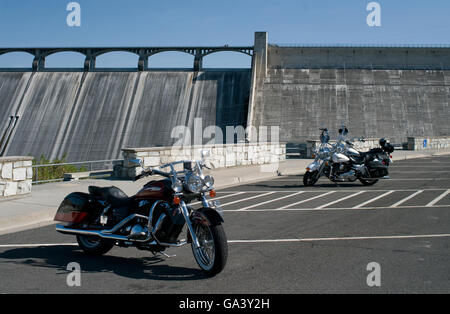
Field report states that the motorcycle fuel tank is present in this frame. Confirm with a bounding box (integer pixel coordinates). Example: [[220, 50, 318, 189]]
[[347, 148, 360, 156], [135, 179, 172, 201], [332, 153, 350, 163]]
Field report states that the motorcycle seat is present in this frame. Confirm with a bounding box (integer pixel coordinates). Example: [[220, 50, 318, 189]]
[[88, 186, 135, 208]]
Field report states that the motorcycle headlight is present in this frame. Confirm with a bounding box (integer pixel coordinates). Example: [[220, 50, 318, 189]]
[[186, 174, 203, 194], [203, 175, 214, 188], [172, 179, 183, 193]]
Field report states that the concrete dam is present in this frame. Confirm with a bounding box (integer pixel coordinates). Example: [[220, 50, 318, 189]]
[[0, 32, 449, 163], [248, 33, 450, 144], [0, 70, 251, 162]]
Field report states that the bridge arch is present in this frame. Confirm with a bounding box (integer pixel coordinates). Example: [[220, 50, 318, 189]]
[[94, 50, 140, 69], [0, 51, 35, 69], [44, 51, 86, 69], [202, 50, 252, 69]]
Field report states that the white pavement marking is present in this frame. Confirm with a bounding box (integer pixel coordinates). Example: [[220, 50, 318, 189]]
[[221, 191, 276, 208], [237, 191, 305, 211], [224, 204, 450, 212], [352, 191, 395, 209], [273, 178, 450, 181], [391, 190, 424, 208], [277, 191, 336, 210], [316, 191, 365, 209], [0, 243, 78, 248], [190, 192, 245, 206], [228, 234, 450, 244], [3, 234, 450, 248], [426, 190, 450, 207], [389, 171, 450, 173]]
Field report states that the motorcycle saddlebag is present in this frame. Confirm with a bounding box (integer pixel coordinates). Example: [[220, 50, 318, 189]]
[[54, 192, 92, 223], [366, 161, 389, 178]]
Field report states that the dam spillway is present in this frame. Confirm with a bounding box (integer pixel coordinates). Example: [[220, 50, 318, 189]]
[[0, 70, 251, 162]]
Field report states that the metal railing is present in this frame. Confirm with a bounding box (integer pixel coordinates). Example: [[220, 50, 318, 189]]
[[270, 43, 450, 49], [32, 159, 123, 184]]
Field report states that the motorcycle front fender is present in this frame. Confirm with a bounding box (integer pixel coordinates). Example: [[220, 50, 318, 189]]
[[306, 161, 321, 172], [191, 208, 224, 226]]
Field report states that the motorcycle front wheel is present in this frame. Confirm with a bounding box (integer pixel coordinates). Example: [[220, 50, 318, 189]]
[[191, 222, 228, 276], [303, 171, 319, 187]]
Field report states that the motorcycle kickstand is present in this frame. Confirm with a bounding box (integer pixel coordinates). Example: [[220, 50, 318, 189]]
[[152, 251, 176, 258]]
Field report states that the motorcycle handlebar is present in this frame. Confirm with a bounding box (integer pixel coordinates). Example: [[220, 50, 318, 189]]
[[134, 168, 171, 181]]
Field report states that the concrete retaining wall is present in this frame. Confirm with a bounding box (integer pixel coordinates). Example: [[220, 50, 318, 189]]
[[118, 142, 286, 179], [407, 137, 450, 150], [251, 67, 450, 144], [0, 156, 33, 198]]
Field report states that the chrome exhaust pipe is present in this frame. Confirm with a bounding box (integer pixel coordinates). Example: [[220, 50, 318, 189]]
[[56, 224, 130, 241]]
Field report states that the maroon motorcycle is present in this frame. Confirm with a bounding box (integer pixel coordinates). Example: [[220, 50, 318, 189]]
[[54, 155, 228, 276]]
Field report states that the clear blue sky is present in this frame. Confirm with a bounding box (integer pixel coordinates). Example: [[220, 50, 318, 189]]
[[1, 0, 449, 68]]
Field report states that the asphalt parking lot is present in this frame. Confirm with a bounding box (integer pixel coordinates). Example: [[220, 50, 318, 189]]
[[0, 156, 449, 294]]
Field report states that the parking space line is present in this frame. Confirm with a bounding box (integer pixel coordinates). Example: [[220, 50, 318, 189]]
[[352, 191, 395, 209], [237, 191, 305, 211], [426, 190, 450, 207], [277, 191, 336, 210], [224, 204, 450, 212], [221, 191, 276, 208], [0, 243, 78, 248], [191, 192, 245, 206], [228, 234, 450, 244], [391, 190, 424, 208], [316, 191, 365, 209], [272, 178, 450, 181], [3, 234, 450, 248]]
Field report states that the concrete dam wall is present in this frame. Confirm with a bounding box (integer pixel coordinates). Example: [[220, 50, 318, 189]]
[[249, 43, 450, 144], [0, 70, 251, 162]]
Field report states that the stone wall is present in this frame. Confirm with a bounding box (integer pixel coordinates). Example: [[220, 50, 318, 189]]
[[406, 137, 450, 150], [117, 143, 286, 179], [0, 156, 33, 198]]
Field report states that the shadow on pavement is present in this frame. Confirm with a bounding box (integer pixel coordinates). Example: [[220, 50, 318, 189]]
[[0, 245, 206, 281]]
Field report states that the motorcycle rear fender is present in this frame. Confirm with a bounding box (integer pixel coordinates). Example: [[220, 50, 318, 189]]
[[54, 192, 92, 223], [306, 161, 321, 172]]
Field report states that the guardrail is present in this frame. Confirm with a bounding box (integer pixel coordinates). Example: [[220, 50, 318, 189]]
[[32, 159, 123, 184]]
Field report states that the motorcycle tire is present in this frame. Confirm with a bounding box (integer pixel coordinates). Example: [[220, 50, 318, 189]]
[[191, 222, 228, 277], [76, 235, 115, 256], [303, 171, 319, 187], [359, 178, 379, 186]]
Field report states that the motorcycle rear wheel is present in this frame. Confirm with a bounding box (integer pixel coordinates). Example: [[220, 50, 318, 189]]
[[76, 235, 115, 256], [359, 178, 379, 186], [191, 222, 228, 276]]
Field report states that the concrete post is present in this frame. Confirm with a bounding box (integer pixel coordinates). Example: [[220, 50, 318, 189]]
[[138, 50, 148, 71], [194, 49, 203, 71], [32, 55, 45, 71], [84, 56, 96, 71]]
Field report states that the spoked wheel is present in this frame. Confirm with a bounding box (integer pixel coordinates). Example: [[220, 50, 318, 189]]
[[359, 178, 379, 186], [76, 235, 115, 256], [303, 171, 319, 187], [191, 222, 228, 276]]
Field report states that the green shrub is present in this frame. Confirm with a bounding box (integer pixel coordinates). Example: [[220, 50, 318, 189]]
[[32, 154, 88, 183]]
